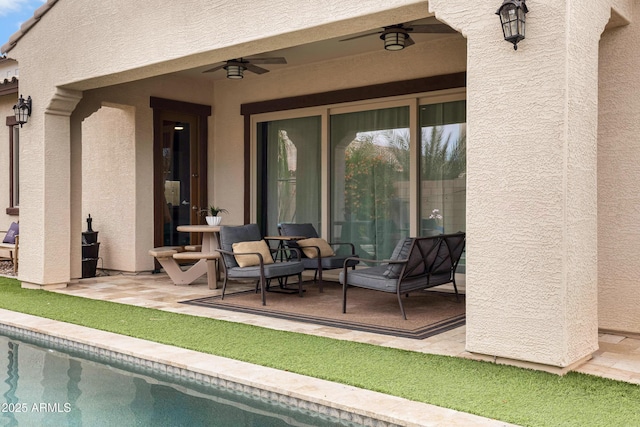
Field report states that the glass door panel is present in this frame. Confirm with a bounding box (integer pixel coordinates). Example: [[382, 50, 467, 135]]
[[419, 100, 466, 237], [330, 106, 410, 260], [257, 116, 321, 236], [161, 116, 199, 246]]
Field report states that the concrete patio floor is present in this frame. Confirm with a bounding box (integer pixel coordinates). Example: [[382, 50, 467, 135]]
[[3, 270, 639, 426]]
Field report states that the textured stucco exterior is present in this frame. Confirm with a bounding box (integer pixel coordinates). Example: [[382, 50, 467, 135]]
[[598, 0, 640, 334], [2, 0, 639, 368]]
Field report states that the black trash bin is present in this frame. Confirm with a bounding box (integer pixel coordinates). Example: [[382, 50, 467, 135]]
[[82, 214, 100, 278]]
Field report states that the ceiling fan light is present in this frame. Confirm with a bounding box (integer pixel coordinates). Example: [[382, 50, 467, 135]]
[[382, 31, 406, 51], [225, 64, 245, 79]]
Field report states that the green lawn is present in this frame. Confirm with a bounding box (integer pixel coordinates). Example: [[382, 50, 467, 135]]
[[0, 277, 638, 426]]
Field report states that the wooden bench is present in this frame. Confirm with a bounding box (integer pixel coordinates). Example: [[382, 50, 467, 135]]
[[340, 232, 466, 319], [0, 234, 18, 275], [149, 246, 220, 290]]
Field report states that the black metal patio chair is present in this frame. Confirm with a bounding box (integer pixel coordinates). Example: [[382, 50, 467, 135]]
[[217, 224, 304, 305], [279, 223, 359, 292]]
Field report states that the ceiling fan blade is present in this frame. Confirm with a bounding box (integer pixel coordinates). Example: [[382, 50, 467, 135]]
[[245, 64, 270, 74], [202, 64, 226, 73], [407, 24, 457, 34], [247, 56, 287, 64], [405, 36, 415, 47], [340, 31, 382, 42]]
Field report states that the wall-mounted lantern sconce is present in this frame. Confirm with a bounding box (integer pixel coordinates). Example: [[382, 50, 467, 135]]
[[13, 94, 32, 127], [496, 0, 528, 50]]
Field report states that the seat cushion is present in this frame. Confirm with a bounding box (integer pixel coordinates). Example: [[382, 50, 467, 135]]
[[227, 261, 304, 279], [2, 222, 19, 244], [232, 240, 274, 267], [301, 256, 358, 270], [296, 238, 335, 258], [339, 265, 398, 292]]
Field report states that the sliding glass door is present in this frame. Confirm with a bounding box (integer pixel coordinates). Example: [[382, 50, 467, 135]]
[[255, 95, 466, 263], [330, 106, 410, 260]]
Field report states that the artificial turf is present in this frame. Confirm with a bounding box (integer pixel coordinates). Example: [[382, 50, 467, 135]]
[[0, 277, 638, 426]]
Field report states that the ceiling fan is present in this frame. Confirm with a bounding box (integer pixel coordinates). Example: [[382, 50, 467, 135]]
[[340, 21, 456, 51], [203, 56, 287, 79]]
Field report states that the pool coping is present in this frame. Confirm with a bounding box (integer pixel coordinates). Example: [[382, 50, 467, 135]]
[[0, 308, 516, 427]]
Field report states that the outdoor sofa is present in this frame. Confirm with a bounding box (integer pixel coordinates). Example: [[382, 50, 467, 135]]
[[340, 232, 466, 319]]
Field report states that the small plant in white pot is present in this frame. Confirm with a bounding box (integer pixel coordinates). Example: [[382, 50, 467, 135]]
[[201, 206, 228, 226]]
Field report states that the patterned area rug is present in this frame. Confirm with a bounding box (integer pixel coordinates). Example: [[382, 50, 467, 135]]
[[181, 282, 465, 339]]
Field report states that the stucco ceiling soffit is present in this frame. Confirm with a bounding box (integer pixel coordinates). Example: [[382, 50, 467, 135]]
[[45, 88, 82, 117]]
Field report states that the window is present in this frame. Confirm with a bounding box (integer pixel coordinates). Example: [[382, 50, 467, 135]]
[[6, 117, 18, 215]]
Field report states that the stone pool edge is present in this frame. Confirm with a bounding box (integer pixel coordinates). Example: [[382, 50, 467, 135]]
[[0, 309, 514, 427]]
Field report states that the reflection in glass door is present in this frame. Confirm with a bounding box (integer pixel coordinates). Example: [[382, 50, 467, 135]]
[[419, 100, 466, 236], [331, 106, 410, 260], [257, 116, 321, 237]]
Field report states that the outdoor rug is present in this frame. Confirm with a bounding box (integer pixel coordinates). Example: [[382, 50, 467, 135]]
[[180, 282, 465, 339]]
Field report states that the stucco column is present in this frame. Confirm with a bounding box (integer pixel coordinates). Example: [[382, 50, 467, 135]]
[[20, 88, 82, 289], [430, 0, 611, 367]]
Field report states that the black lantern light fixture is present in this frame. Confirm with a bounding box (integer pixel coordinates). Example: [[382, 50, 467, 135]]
[[380, 27, 408, 51], [496, 0, 528, 50], [224, 61, 246, 79], [13, 94, 32, 127]]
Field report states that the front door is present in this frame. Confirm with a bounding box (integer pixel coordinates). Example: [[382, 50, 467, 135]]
[[152, 98, 211, 248]]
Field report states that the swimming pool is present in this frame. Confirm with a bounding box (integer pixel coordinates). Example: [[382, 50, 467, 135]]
[[0, 330, 369, 426]]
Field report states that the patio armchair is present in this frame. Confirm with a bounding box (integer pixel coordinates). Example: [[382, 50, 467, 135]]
[[217, 224, 305, 305], [279, 223, 359, 292], [340, 232, 466, 319]]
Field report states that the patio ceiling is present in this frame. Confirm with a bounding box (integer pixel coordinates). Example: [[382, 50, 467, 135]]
[[180, 16, 461, 82]]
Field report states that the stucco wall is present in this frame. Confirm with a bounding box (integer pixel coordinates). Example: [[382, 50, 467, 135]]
[[598, 1, 640, 334], [428, 0, 617, 366], [81, 105, 136, 271]]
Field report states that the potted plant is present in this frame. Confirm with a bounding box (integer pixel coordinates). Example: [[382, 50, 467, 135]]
[[201, 205, 228, 226]]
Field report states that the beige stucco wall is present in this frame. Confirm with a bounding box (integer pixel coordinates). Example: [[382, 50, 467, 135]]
[[81, 104, 136, 271], [429, 0, 626, 366], [598, 0, 640, 334]]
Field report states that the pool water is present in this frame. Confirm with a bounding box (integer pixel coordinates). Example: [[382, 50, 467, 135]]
[[0, 333, 362, 426]]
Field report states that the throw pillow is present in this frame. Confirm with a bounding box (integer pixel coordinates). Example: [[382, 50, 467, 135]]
[[232, 240, 274, 267], [296, 238, 335, 258], [2, 222, 19, 244]]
